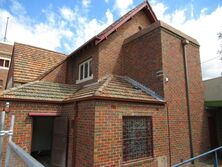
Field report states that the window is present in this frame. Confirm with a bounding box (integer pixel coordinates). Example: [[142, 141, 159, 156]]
[[123, 116, 153, 162], [77, 58, 93, 84], [0, 80, 3, 88], [0, 58, 10, 69]]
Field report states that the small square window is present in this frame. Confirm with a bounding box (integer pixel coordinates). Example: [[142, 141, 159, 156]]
[[123, 116, 153, 162], [77, 58, 93, 84]]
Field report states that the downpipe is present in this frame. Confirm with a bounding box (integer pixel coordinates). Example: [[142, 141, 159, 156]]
[[182, 39, 194, 161]]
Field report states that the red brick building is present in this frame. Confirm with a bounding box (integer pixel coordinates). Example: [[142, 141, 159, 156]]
[[0, 42, 13, 93], [0, 1, 209, 167]]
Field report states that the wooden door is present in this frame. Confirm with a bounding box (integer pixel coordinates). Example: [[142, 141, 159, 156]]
[[51, 117, 68, 167], [208, 117, 218, 149]]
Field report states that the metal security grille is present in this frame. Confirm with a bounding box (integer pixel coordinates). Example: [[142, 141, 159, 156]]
[[123, 116, 153, 161]]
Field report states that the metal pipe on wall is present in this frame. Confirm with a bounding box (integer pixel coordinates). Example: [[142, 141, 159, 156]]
[[182, 39, 194, 160]]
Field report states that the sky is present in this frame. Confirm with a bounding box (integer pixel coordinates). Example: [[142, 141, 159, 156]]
[[0, 0, 221, 80]]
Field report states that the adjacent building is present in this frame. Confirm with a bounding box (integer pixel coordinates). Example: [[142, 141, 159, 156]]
[[0, 42, 12, 93], [204, 76, 222, 149]]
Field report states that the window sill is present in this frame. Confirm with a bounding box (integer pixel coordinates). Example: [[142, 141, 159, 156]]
[[0, 67, 9, 70], [76, 75, 93, 84], [122, 157, 154, 166]]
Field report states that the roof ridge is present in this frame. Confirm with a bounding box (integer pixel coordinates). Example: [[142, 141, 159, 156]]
[[1, 80, 40, 96], [122, 76, 164, 101], [94, 75, 113, 96], [14, 42, 66, 56], [68, 0, 157, 56]]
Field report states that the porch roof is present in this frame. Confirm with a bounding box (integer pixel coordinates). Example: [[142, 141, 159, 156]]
[[0, 75, 164, 104], [205, 101, 222, 107], [0, 81, 78, 102]]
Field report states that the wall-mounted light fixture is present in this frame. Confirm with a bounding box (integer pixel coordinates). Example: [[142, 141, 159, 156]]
[[156, 70, 169, 83]]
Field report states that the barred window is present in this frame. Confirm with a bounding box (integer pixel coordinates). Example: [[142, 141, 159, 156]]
[[123, 116, 153, 162]]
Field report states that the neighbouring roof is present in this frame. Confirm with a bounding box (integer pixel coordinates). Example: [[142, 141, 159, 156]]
[[0, 75, 164, 104], [12, 43, 66, 83], [0, 42, 13, 54], [69, 1, 157, 56], [204, 76, 222, 107]]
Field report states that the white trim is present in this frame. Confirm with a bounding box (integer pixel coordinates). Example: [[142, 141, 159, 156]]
[[0, 67, 9, 70], [0, 57, 10, 69], [0, 56, 10, 61], [76, 75, 93, 84]]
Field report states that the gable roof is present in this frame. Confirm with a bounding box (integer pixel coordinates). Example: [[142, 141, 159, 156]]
[[12, 43, 66, 83], [0, 75, 164, 104], [69, 0, 157, 56], [0, 42, 13, 54]]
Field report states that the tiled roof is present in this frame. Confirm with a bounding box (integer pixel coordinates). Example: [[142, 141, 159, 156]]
[[1, 81, 77, 102], [0, 42, 13, 54], [13, 43, 66, 83], [0, 75, 163, 104], [66, 76, 158, 102]]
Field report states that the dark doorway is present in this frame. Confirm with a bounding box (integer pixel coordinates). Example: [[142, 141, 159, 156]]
[[31, 117, 54, 167], [208, 117, 218, 149]]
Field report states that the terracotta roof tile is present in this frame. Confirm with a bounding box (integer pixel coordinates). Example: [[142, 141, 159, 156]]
[[66, 75, 159, 102], [13, 43, 66, 83], [0, 75, 163, 103], [0, 42, 13, 54], [1, 81, 77, 101]]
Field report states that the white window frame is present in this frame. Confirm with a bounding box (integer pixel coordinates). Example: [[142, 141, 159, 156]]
[[0, 57, 10, 70], [76, 58, 93, 84]]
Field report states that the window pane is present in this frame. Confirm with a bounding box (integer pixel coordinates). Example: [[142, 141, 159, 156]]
[[89, 60, 92, 76], [0, 59, 3, 67], [0, 80, 3, 87], [5, 60, 10, 67], [123, 117, 153, 161], [80, 65, 84, 80], [84, 62, 88, 78]]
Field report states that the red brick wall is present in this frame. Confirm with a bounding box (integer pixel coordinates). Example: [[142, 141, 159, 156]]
[[74, 100, 96, 167], [161, 31, 191, 163], [122, 28, 164, 96], [120, 23, 209, 165], [94, 100, 169, 167], [98, 10, 151, 79], [41, 61, 67, 84], [161, 30, 209, 164], [186, 44, 209, 155]]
